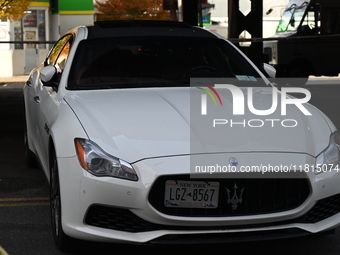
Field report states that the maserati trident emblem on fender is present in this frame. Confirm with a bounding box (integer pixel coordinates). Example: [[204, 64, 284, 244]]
[[226, 183, 244, 212]]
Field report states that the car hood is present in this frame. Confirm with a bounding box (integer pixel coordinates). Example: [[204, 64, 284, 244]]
[[64, 87, 332, 163]]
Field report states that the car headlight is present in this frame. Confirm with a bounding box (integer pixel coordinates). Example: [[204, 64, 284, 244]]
[[315, 131, 340, 175], [75, 138, 138, 181]]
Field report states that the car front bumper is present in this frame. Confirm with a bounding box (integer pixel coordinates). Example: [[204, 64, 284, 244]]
[[57, 153, 340, 244]]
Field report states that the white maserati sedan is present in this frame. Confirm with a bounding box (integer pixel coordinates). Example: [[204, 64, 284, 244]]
[[23, 20, 340, 251]]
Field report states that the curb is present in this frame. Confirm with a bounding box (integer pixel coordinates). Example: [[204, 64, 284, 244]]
[[0, 76, 28, 83]]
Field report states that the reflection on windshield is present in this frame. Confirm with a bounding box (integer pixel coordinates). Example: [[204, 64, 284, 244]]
[[67, 36, 266, 90], [276, 0, 310, 33]]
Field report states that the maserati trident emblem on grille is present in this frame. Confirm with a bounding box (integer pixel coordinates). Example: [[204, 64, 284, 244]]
[[226, 183, 244, 212]]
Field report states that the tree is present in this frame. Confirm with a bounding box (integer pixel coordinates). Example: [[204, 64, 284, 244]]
[[0, 0, 31, 21], [94, 0, 173, 21]]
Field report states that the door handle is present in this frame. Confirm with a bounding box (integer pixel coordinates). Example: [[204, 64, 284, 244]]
[[34, 96, 41, 104]]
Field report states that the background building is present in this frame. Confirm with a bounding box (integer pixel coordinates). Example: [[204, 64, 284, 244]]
[[0, 0, 287, 77], [207, 0, 288, 38], [50, 0, 94, 40], [0, 0, 93, 77]]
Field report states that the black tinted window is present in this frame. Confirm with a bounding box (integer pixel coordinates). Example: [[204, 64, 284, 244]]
[[68, 36, 264, 90]]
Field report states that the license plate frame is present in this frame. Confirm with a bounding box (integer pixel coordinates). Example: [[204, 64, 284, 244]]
[[164, 180, 219, 209]]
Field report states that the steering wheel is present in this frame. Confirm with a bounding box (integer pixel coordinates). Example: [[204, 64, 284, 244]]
[[182, 65, 218, 79]]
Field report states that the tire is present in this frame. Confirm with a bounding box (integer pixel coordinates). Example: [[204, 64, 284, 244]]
[[50, 149, 75, 251], [275, 62, 310, 87], [286, 63, 310, 87]]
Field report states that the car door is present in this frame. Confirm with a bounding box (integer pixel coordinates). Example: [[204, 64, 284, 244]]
[[33, 34, 74, 173]]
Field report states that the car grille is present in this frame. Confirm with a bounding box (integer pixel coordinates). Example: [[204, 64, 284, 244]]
[[303, 194, 340, 223], [84, 194, 340, 233], [149, 175, 310, 217], [84, 206, 157, 232]]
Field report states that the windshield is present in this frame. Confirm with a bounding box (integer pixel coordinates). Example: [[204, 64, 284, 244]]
[[276, 0, 310, 33], [67, 36, 266, 90]]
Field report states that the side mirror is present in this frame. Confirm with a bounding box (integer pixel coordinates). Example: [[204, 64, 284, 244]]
[[263, 63, 276, 79], [40, 66, 59, 89], [40, 66, 57, 82]]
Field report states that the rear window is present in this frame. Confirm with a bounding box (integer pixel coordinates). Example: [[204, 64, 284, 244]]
[[67, 36, 265, 90]]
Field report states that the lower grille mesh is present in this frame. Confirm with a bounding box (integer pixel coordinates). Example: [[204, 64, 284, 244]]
[[85, 206, 157, 232], [304, 194, 340, 223], [84, 194, 340, 233]]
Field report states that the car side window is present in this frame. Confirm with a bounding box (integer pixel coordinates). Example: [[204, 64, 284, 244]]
[[54, 39, 72, 72], [46, 34, 73, 70], [44, 34, 73, 90]]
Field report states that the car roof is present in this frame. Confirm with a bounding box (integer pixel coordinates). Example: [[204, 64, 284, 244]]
[[85, 20, 217, 39]]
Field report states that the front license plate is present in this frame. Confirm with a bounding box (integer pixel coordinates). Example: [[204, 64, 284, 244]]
[[164, 180, 219, 208]]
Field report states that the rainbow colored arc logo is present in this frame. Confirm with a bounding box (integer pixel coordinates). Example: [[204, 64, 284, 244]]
[[197, 83, 223, 115], [197, 84, 223, 106]]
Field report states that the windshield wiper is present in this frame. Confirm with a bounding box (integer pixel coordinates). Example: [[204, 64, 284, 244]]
[[285, 1, 309, 12], [72, 80, 189, 90], [71, 86, 113, 90]]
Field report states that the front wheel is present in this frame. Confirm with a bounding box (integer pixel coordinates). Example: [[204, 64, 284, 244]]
[[286, 65, 309, 86], [275, 63, 310, 87], [50, 149, 74, 251]]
